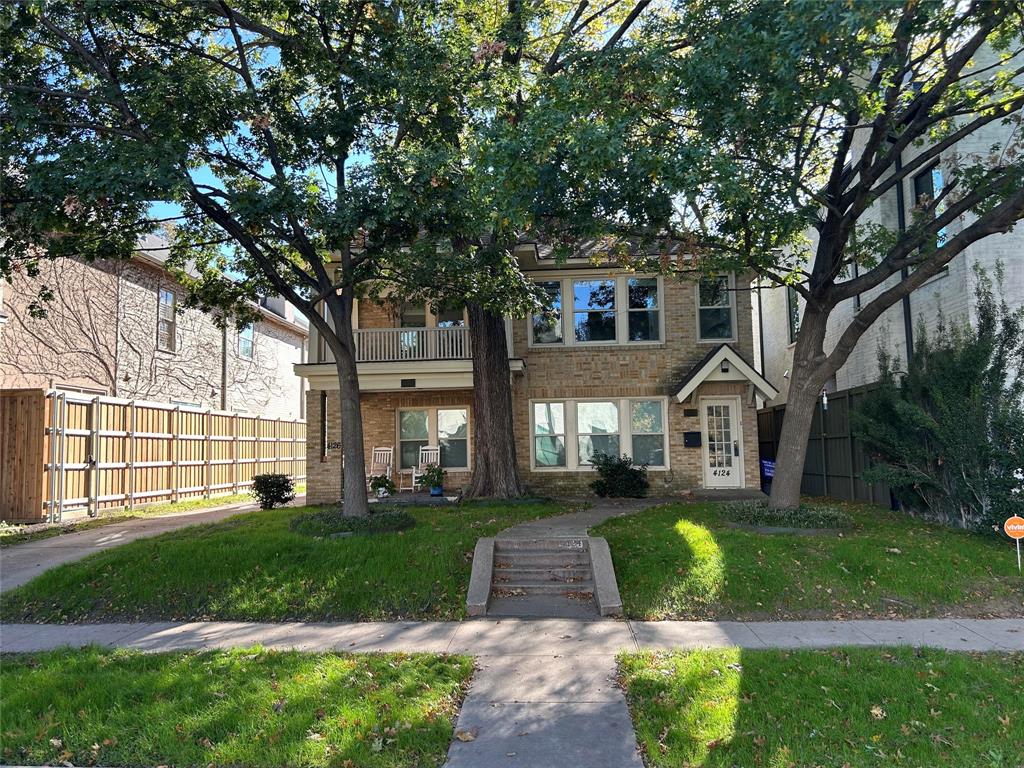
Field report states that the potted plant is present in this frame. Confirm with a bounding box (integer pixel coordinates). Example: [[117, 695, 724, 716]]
[[421, 463, 446, 496], [369, 474, 396, 499]]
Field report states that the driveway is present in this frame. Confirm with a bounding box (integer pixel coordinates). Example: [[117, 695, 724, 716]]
[[0, 499, 298, 593]]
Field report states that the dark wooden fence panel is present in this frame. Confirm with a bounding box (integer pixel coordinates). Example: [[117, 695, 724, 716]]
[[758, 384, 891, 505]]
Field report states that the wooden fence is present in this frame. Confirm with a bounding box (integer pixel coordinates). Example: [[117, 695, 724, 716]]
[[757, 384, 892, 506], [0, 389, 306, 523]]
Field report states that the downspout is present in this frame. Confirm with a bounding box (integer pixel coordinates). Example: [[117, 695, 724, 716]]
[[220, 322, 228, 411], [893, 150, 914, 362], [756, 282, 766, 376]]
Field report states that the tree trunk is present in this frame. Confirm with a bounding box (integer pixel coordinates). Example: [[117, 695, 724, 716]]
[[464, 302, 525, 498], [329, 290, 371, 517], [768, 305, 831, 511]]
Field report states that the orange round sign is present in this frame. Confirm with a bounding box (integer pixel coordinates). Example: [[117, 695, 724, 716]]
[[1005, 516, 1024, 540]]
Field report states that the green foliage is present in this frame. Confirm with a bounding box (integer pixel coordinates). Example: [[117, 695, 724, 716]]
[[854, 267, 1024, 531], [421, 463, 446, 488], [369, 474, 396, 496], [1, 647, 472, 768], [289, 507, 415, 537], [720, 500, 852, 529], [250, 474, 295, 510], [589, 453, 649, 498]]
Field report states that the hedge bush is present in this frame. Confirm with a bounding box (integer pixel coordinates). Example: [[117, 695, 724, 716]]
[[590, 453, 649, 498], [250, 474, 296, 510]]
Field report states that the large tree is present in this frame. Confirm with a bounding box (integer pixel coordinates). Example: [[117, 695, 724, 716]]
[[1, 1, 491, 516], [641, 0, 1024, 508]]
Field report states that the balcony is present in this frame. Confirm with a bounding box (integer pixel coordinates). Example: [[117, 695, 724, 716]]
[[354, 326, 471, 362]]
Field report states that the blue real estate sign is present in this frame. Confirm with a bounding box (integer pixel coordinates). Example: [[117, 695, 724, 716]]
[[760, 459, 776, 478]]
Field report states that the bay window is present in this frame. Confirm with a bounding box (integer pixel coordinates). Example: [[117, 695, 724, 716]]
[[531, 398, 668, 470]]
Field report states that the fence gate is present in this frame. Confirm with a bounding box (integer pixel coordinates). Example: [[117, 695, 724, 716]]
[[1, 388, 306, 524]]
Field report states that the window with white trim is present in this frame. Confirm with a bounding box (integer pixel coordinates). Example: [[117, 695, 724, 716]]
[[697, 276, 734, 341], [531, 398, 668, 470], [398, 407, 469, 469], [239, 323, 255, 359], [533, 402, 566, 467], [528, 274, 663, 347], [786, 286, 801, 343], [157, 288, 176, 352]]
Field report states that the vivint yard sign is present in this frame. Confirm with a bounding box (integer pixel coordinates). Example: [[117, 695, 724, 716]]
[[1005, 515, 1024, 573]]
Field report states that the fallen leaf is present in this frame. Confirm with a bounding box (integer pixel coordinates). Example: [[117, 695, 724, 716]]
[[455, 728, 478, 742]]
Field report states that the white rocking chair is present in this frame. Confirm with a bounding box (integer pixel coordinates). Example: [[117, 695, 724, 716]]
[[400, 445, 440, 492], [365, 446, 394, 491]]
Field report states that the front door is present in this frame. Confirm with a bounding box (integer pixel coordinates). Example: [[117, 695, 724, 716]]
[[700, 397, 743, 488]]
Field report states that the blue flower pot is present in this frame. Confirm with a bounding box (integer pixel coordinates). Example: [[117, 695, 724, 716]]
[[430, 486, 443, 497]]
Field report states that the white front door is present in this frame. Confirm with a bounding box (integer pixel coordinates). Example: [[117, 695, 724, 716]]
[[700, 397, 743, 488]]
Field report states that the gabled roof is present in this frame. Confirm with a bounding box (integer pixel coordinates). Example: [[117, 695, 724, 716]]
[[673, 343, 779, 403]]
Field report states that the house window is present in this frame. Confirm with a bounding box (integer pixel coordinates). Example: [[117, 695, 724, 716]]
[[576, 401, 620, 465], [532, 281, 563, 344], [239, 323, 254, 359], [627, 278, 660, 341], [698, 276, 734, 341], [531, 398, 669, 470], [630, 400, 664, 466], [573, 279, 616, 342], [913, 164, 948, 248], [437, 408, 468, 467], [436, 307, 465, 328], [786, 286, 801, 343], [398, 407, 469, 469], [400, 303, 427, 327], [157, 288, 176, 351]]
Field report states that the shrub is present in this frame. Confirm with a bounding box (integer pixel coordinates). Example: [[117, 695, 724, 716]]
[[289, 507, 416, 537], [853, 266, 1024, 531], [250, 474, 296, 510], [421, 463, 445, 488], [590, 453, 648, 498], [721, 499, 852, 529], [369, 474, 396, 497]]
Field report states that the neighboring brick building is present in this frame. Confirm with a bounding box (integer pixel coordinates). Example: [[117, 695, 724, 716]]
[[0, 235, 309, 420], [753, 44, 1024, 406], [299, 246, 777, 502]]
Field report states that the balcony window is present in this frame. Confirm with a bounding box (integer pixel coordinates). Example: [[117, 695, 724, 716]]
[[573, 280, 616, 342], [698, 276, 734, 341], [436, 307, 466, 328], [531, 281, 563, 344], [533, 402, 566, 467], [627, 277, 660, 341]]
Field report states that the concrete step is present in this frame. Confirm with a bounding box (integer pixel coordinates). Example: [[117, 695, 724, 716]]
[[493, 551, 591, 567], [493, 537, 589, 553], [485, 593, 599, 618], [492, 580, 595, 595], [492, 566, 593, 582]]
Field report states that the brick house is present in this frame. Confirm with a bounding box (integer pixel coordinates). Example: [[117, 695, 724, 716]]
[[298, 245, 777, 501], [0, 235, 309, 420]]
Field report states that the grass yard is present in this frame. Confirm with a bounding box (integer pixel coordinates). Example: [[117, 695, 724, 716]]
[[619, 647, 1024, 768], [0, 501, 563, 622], [593, 502, 1024, 621], [0, 646, 471, 768]]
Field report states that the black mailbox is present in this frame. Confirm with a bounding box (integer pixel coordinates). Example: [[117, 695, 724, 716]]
[[683, 431, 702, 448]]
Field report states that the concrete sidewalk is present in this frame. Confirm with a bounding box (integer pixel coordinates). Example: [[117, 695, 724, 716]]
[[2, 617, 1022, 654], [0, 496, 303, 593]]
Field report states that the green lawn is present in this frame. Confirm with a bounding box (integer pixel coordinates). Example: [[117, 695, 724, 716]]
[[593, 502, 1024, 620], [619, 647, 1023, 768], [0, 646, 471, 768], [0, 502, 563, 622]]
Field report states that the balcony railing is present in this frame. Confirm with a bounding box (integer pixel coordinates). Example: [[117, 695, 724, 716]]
[[353, 326, 472, 363]]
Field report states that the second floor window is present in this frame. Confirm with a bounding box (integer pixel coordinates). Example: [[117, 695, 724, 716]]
[[239, 323, 254, 359], [913, 164, 947, 248], [787, 286, 801, 343], [157, 288, 176, 352], [698, 276, 734, 341], [529, 275, 662, 347]]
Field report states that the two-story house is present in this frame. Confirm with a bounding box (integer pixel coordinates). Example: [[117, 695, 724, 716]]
[[298, 245, 778, 502], [0, 235, 309, 420]]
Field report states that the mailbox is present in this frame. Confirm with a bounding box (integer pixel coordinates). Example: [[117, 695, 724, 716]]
[[683, 431, 702, 448]]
